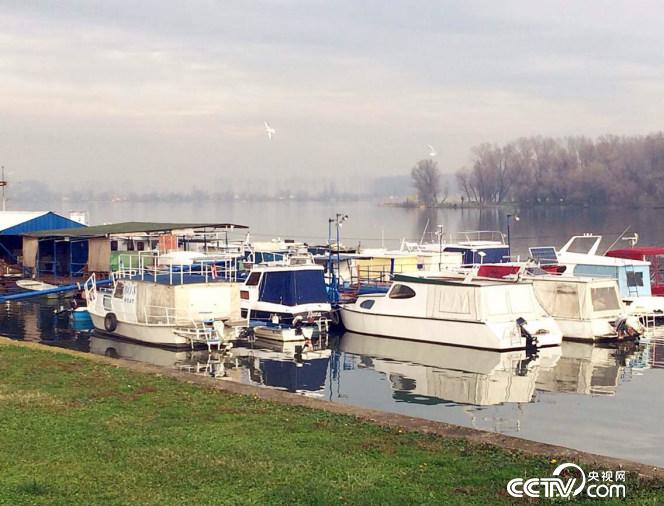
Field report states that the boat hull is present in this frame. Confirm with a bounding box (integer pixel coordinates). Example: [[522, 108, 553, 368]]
[[554, 317, 617, 341], [90, 313, 190, 347], [340, 307, 562, 350], [252, 324, 319, 342]]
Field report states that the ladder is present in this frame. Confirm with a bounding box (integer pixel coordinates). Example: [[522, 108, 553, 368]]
[[625, 264, 640, 297]]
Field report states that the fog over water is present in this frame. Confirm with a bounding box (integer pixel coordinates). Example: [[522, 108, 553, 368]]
[[12, 199, 664, 257]]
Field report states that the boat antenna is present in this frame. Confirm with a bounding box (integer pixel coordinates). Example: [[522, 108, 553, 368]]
[[603, 225, 631, 254], [419, 218, 430, 245]]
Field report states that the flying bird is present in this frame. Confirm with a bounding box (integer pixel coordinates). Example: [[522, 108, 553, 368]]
[[264, 121, 276, 140], [427, 144, 437, 157]]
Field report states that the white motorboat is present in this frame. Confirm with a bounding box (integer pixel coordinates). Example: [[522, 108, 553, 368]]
[[340, 273, 562, 350], [253, 323, 316, 342], [529, 276, 638, 341], [530, 234, 664, 326], [84, 252, 243, 348]]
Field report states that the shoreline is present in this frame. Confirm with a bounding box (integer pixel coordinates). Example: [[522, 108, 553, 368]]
[[2, 336, 662, 480]]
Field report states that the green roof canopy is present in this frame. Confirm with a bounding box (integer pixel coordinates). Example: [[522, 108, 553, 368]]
[[25, 221, 248, 238]]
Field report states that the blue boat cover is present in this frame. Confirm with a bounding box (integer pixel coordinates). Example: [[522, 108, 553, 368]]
[[444, 245, 509, 264], [259, 269, 329, 306]]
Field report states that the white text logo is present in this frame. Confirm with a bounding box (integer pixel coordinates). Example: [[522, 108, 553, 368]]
[[507, 463, 626, 499]]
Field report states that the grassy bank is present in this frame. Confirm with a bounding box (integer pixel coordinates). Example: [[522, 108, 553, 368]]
[[0, 343, 662, 505]]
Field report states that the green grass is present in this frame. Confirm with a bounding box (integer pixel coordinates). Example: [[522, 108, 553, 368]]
[[0, 345, 662, 505]]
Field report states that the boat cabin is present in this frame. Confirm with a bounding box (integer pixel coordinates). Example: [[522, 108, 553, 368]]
[[606, 247, 664, 296], [359, 274, 549, 323], [240, 264, 331, 322], [530, 235, 652, 298]]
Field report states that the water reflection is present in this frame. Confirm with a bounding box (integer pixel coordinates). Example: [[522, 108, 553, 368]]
[[0, 299, 90, 350], [339, 332, 561, 406], [4, 298, 664, 466], [536, 341, 639, 396], [88, 334, 332, 395]]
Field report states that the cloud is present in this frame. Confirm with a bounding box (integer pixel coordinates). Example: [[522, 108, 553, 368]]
[[1, 1, 664, 190]]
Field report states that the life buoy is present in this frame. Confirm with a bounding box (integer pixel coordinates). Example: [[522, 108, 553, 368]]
[[104, 313, 118, 332]]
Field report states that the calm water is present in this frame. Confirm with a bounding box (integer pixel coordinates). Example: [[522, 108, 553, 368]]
[[15, 199, 664, 257], [3, 297, 664, 468], [4, 201, 664, 467]]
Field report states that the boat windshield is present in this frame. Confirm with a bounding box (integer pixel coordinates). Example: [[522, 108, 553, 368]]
[[591, 286, 621, 312], [259, 269, 329, 306]]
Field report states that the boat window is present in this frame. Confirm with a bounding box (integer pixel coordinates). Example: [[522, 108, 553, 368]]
[[113, 282, 124, 299], [533, 282, 581, 319], [136, 241, 145, 251], [246, 272, 261, 286], [591, 286, 621, 312], [626, 271, 643, 287], [360, 299, 375, 310], [389, 284, 416, 299], [110, 240, 118, 251], [657, 255, 664, 285]]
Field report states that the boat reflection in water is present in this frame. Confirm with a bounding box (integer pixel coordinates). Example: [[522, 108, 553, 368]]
[[339, 332, 561, 406], [90, 334, 228, 376], [227, 338, 331, 396], [88, 334, 331, 395], [535, 340, 640, 396]]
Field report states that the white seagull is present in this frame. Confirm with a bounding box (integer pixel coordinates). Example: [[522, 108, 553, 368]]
[[264, 121, 276, 140], [427, 144, 438, 157]]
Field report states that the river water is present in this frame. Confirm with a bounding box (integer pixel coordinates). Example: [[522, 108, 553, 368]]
[[4, 201, 664, 467]]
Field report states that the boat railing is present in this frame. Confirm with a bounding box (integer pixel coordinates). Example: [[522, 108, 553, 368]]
[[83, 272, 97, 303], [115, 251, 238, 285]]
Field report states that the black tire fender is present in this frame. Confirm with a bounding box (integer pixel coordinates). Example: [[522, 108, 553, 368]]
[[104, 312, 118, 332]]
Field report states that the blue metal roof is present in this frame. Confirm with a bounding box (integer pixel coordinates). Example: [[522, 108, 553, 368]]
[[0, 212, 86, 235]]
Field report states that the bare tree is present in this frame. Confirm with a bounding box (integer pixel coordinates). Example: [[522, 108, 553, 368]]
[[411, 159, 441, 207], [455, 133, 664, 206]]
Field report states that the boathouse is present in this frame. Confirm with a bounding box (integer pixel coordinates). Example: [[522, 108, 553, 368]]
[[0, 211, 86, 267], [22, 221, 248, 278]]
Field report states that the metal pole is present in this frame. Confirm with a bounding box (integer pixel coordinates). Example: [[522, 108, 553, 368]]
[[506, 214, 512, 259], [336, 214, 341, 286], [438, 225, 443, 271]]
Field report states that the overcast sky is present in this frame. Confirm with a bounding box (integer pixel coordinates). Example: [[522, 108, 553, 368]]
[[2, 1, 664, 191]]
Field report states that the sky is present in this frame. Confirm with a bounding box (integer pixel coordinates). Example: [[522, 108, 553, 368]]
[[2, 0, 664, 192]]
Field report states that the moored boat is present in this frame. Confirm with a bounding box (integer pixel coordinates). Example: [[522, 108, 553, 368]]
[[84, 252, 243, 348], [340, 273, 562, 350], [241, 263, 332, 339]]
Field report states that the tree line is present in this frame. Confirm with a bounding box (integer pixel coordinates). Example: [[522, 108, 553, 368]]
[[410, 133, 664, 207], [455, 133, 664, 206]]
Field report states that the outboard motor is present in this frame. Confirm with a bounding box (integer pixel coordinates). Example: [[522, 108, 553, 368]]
[[516, 317, 538, 351], [613, 316, 646, 340]]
